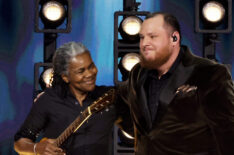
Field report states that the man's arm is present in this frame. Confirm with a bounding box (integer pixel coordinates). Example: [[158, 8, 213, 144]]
[[203, 65, 234, 154]]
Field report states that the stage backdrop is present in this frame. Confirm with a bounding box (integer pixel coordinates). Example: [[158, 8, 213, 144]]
[[0, 0, 233, 154]]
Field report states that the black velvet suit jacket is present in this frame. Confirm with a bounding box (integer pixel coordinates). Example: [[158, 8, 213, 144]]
[[119, 46, 234, 155]]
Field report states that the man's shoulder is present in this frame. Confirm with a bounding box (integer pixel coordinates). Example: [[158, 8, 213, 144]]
[[182, 46, 225, 69]]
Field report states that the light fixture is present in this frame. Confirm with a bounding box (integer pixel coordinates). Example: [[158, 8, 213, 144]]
[[34, 62, 53, 93], [122, 53, 140, 71], [195, 0, 232, 33], [117, 52, 140, 82], [202, 1, 225, 23], [114, 11, 149, 85], [35, 0, 72, 33], [120, 129, 134, 140], [41, 1, 66, 23], [113, 2, 147, 154], [41, 68, 54, 87], [195, 0, 232, 61], [119, 16, 143, 42], [122, 17, 142, 35], [117, 128, 134, 147]]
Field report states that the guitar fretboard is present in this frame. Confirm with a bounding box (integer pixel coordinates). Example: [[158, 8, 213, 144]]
[[54, 89, 115, 147], [55, 108, 91, 146]]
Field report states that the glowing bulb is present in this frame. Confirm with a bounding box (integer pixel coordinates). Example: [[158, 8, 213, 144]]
[[42, 68, 54, 87], [202, 1, 225, 23], [122, 53, 141, 71], [42, 1, 65, 21], [122, 16, 142, 35]]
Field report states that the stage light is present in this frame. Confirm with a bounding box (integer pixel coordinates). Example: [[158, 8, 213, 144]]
[[122, 16, 142, 35], [119, 16, 142, 42], [195, 0, 232, 60], [117, 128, 134, 147], [202, 1, 225, 23], [39, 0, 67, 29], [114, 11, 149, 85], [120, 129, 134, 140], [122, 53, 140, 71], [113, 125, 134, 153], [41, 1, 66, 23], [34, 62, 53, 96], [35, 0, 71, 33], [195, 0, 232, 33], [34, 0, 72, 62], [41, 68, 54, 87]]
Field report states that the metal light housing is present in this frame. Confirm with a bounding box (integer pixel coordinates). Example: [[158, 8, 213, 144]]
[[195, 0, 232, 33]]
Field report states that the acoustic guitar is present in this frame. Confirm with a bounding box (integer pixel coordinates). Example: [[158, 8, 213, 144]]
[[19, 89, 116, 155], [33, 89, 116, 149], [53, 88, 116, 147]]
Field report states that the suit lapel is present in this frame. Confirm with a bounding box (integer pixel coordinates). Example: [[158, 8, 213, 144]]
[[159, 51, 195, 107]]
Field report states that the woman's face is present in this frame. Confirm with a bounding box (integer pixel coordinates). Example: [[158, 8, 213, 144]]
[[62, 52, 98, 94]]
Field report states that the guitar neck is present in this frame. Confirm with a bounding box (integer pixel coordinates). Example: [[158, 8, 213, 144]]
[[54, 88, 115, 147], [55, 107, 92, 147]]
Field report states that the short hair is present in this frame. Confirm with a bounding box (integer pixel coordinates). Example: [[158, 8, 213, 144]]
[[146, 12, 182, 44], [52, 42, 90, 94]]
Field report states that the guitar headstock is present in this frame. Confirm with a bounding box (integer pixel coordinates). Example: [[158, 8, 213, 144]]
[[89, 89, 116, 113]]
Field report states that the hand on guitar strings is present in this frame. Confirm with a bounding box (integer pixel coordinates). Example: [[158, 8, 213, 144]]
[[35, 138, 66, 155]]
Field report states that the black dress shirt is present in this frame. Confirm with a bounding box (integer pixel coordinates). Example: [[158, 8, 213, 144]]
[[144, 49, 183, 124], [14, 86, 117, 155]]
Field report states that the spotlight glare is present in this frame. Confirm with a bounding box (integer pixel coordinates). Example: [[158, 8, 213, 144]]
[[202, 1, 225, 23], [42, 1, 65, 21], [122, 53, 140, 71], [122, 16, 142, 35], [121, 130, 134, 139], [42, 68, 54, 87]]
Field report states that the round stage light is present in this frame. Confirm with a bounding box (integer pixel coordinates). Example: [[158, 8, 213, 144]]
[[42, 68, 54, 87], [42, 1, 65, 22], [202, 1, 225, 23], [122, 53, 140, 71], [122, 16, 142, 35]]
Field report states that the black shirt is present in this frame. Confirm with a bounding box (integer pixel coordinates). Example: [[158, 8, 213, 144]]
[[14, 86, 117, 155], [145, 49, 183, 123]]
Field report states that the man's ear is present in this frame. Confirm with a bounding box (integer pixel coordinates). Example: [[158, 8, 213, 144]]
[[171, 31, 180, 44], [61, 74, 69, 83]]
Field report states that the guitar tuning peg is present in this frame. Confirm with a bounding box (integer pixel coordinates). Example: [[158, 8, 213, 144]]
[[104, 93, 108, 96], [106, 101, 110, 103], [94, 101, 97, 104], [99, 97, 103, 100]]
